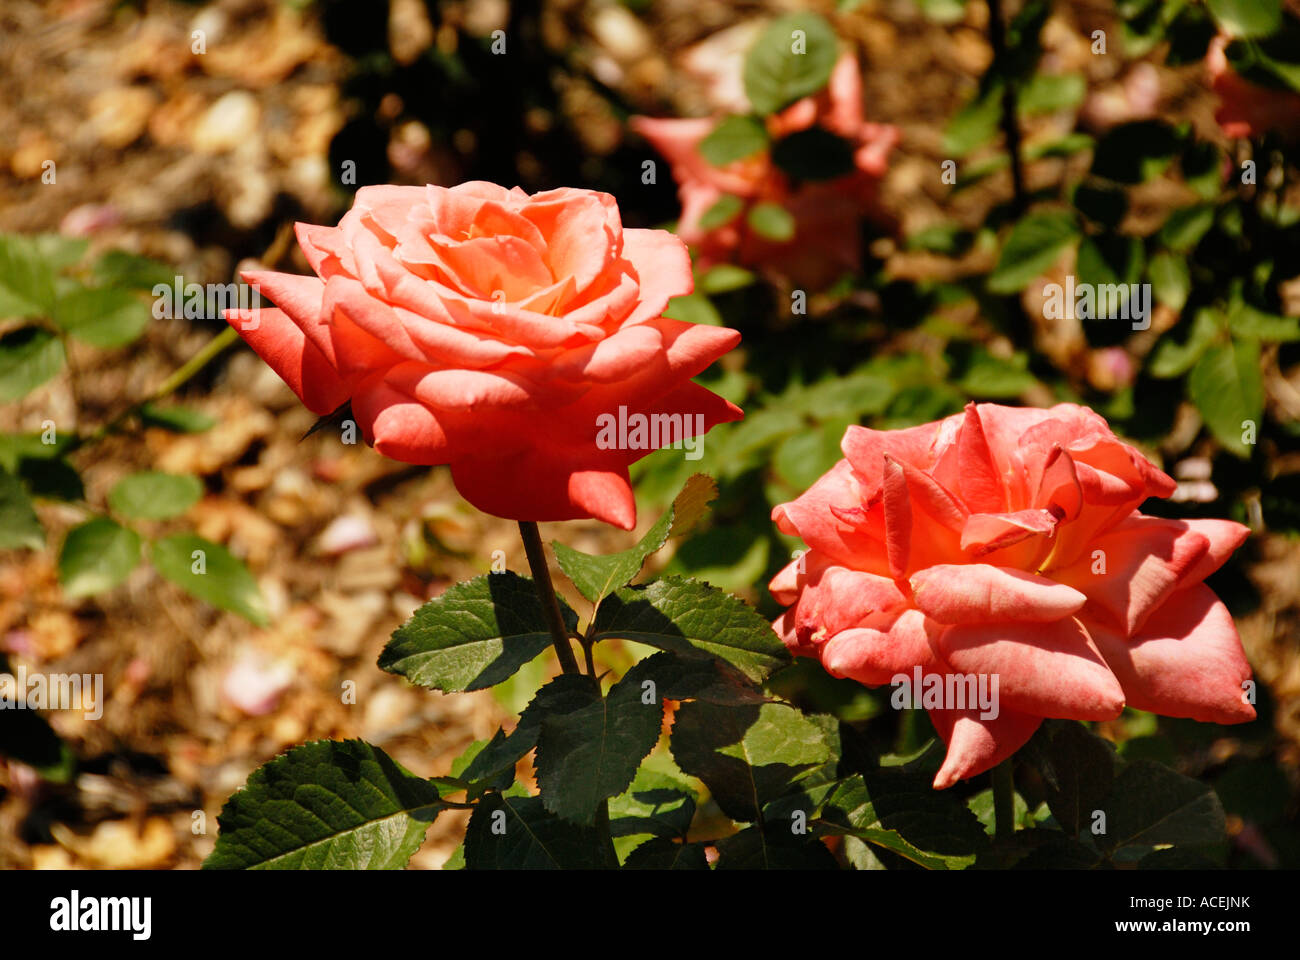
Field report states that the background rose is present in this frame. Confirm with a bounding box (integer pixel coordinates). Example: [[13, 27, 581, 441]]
[[632, 54, 899, 288], [1206, 34, 1300, 139], [769, 402, 1255, 788], [226, 181, 742, 529]]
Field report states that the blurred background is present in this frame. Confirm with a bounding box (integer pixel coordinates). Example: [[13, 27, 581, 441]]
[[1, 0, 1298, 869]]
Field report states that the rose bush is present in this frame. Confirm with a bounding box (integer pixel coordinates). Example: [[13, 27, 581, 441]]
[[226, 181, 742, 529], [632, 55, 899, 288], [768, 402, 1255, 789]]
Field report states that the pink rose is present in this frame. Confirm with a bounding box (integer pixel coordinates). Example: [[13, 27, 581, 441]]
[[226, 182, 742, 529], [1206, 34, 1300, 139], [769, 402, 1255, 788], [632, 54, 899, 288]]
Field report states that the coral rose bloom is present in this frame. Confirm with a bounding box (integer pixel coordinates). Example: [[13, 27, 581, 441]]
[[769, 403, 1255, 788], [226, 182, 742, 529], [1206, 34, 1300, 139], [632, 55, 899, 287]]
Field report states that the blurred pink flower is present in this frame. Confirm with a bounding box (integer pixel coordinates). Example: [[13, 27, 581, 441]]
[[1206, 34, 1300, 139], [633, 55, 899, 288], [221, 651, 295, 717]]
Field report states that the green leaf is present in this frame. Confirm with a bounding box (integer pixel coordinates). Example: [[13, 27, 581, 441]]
[[0, 431, 74, 472], [1022, 720, 1116, 835], [698, 194, 744, 230], [108, 471, 203, 520], [0, 432, 80, 503], [58, 518, 141, 598], [967, 787, 1030, 835], [534, 665, 664, 825], [204, 739, 447, 869], [817, 773, 984, 869], [1096, 759, 1227, 853], [715, 824, 839, 869], [0, 327, 65, 402], [0, 234, 56, 319], [955, 347, 1038, 398], [769, 128, 857, 181], [696, 264, 755, 294], [456, 674, 595, 795], [92, 250, 175, 290], [150, 532, 270, 625], [825, 769, 988, 855], [747, 202, 796, 242], [1225, 31, 1300, 94], [590, 577, 791, 684], [670, 700, 834, 822], [1022, 131, 1094, 161], [914, 0, 968, 24], [1147, 250, 1191, 312], [1075, 234, 1144, 291], [609, 767, 698, 839], [1207, 0, 1280, 38], [1188, 338, 1263, 458], [987, 210, 1080, 293], [662, 292, 723, 327], [623, 837, 710, 869], [379, 572, 577, 692], [1228, 300, 1300, 341], [1120, 0, 1170, 57], [1149, 306, 1221, 377], [943, 83, 1003, 157], [137, 403, 217, 433], [53, 286, 150, 347], [445, 737, 515, 797], [698, 115, 769, 167], [742, 12, 839, 115], [906, 223, 974, 256], [1159, 203, 1215, 253], [464, 793, 616, 869], [0, 467, 44, 550], [1017, 72, 1086, 116], [630, 650, 769, 705], [31, 234, 89, 272], [1090, 121, 1181, 183], [554, 474, 717, 604], [953, 154, 1011, 192]]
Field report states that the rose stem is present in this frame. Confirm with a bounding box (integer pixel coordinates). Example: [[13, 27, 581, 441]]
[[517, 521, 581, 675], [992, 757, 1016, 840], [987, 0, 1027, 217]]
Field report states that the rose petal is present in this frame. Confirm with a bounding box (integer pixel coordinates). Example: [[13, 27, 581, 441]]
[[910, 564, 1087, 624], [934, 616, 1126, 721], [1052, 514, 1210, 636], [1088, 583, 1255, 724]]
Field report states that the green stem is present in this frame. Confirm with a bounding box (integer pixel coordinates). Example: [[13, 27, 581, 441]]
[[992, 757, 1016, 840], [78, 325, 240, 448], [517, 521, 581, 675], [152, 324, 240, 399]]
